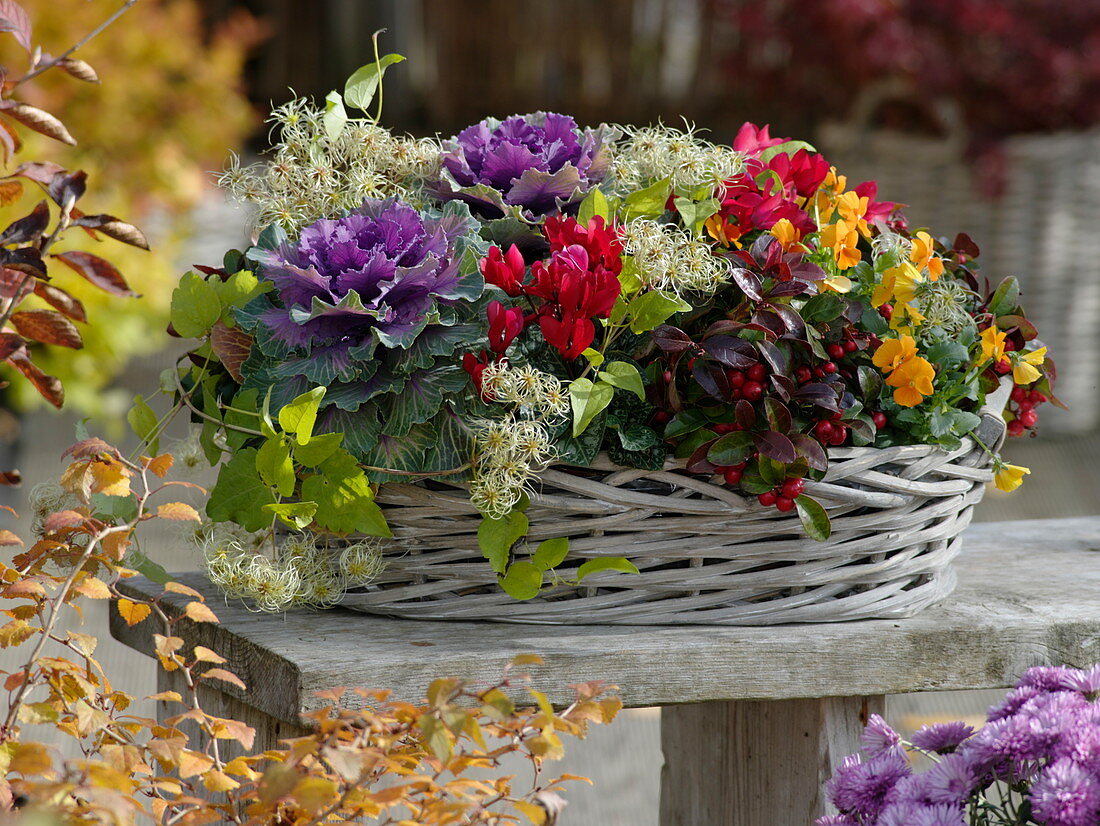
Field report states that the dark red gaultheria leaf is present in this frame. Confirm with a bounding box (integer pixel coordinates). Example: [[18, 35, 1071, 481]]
[[0, 200, 49, 246], [703, 319, 743, 338], [757, 339, 788, 375], [729, 267, 763, 301], [210, 320, 252, 383], [701, 335, 756, 368], [47, 170, 86, 210], [735, 399, 756, 430], [5, 349, 62, 408], [751, 310, 786, 339], [794, 382, 841, 412], [692, 360, 727, 400], [767, 279, 810, 298], [54, 251, 138, 297], [0, 1, 32, 52], [789, 259, 826, 282], [0, 179, 21, 206], [0, 102, 75, 146], [0, 469, 21, 486], [33, 281, 86, 322], [0, 332, 24, 360], [73, 214, 148, 250], [686, 439, 717, 474], [996, 314, 1038, 341], [792, 434, 828, 472], [953, 232, 981, 260], [770, 373, 795, 401], [653, 324, 694, 354], [0, 267, 32, 302], [753, 430, 796, 464], [764, 397, 792, 433], [10, 309, 82, 349], [771, 304, 804, 336]]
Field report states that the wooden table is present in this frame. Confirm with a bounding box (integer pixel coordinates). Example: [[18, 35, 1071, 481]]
[[111, 516, 1100, 825]]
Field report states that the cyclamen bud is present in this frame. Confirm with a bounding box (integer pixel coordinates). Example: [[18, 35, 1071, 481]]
[[480, 244, 526, 296]]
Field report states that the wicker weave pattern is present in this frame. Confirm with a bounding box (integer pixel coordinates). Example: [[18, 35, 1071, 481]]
[[339, 413, 1003, 626]]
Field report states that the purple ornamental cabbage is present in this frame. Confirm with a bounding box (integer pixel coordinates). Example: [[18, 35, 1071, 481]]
[[255, 198, 477, 362], [436, 112, 617, 217]]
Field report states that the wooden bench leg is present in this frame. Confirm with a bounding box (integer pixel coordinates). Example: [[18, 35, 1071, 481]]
[[659, 695, 885, 826]]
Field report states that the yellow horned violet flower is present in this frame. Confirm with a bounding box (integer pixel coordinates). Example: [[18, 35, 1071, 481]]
[[873, 335, 919, 373], [872, 262, 923, 309], [836, 190, 871, 238], [1012, 347, 1047, 385], [819, 220, 861, 269], [885, 356, 936, 407], [909, 231, 944, 280], [769, 218, 802, 250], [994, 462, 1030, 492], [979, 326, 1008, 363]]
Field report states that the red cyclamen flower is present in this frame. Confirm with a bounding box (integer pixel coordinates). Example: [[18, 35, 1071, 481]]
[[480, 243, 526, 296], [539, 314, 596, 360], [486, 300, 525, 354]]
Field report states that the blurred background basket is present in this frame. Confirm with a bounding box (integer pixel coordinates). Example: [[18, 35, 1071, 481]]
[[341, 406, 1007, 626], [819, 87, 1100, 433]]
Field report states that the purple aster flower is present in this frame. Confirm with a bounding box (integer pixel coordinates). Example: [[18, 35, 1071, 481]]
[[254, 198, 477, 356], [1068, 665, 1100, 696], [989, 685, 1044, 721], [1031, 758, 1100, 826], [436, 112, 617, 217], [911, 721, 975, 754], [826, 747, 911, 819], [921, 754, 977, 805], [1053, 706, 1100, 772], [813, 816, 859, 826], [879, 802, 966, 826], [1020, 666, 1080, 693], [861, 714, 902, 757]]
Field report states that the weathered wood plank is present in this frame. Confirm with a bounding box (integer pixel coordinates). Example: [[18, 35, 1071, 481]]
[[110, 517, 1100, 724], [659, 696, 885, 825]]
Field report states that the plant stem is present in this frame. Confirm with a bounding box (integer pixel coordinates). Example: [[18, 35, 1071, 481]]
[[15, 0, 139, 88]]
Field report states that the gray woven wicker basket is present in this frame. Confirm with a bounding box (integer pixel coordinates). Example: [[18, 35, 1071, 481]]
[[339, 401, 1008, 627]]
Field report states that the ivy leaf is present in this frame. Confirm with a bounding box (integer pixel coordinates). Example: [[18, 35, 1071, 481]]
[[794, 495, 831, 541], [477, 509, 529, 575], [263, 502, 318, 530], [344, 53, 406, 110], [576, 557, 640, 581], [569, 378, 614, 437], [171, 272, 221, 337], [597, 361, 645, 400], [255, 436, 295, 497], [532, 537, 570, 571], [301, 450, 390, 536], [616, 424, 662, 452], [499, 561, 543, 601], [278, 387, 326, 445], [206, 448, 276, 531]]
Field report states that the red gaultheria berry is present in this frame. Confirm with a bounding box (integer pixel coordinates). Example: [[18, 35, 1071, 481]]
[[822, 361, 838, 374], [878, 304, 893, 320], [828, 424, 848, 446], [814, 420, 834, 441], [742, 381, 764, 401], [731, 387, 743, 400], [714, 423, 733, 434], [775, 496, 796, 513], [1007, 419, 1026, 436], [827, 343, 845, 360], [1011, 386, 1027, 403], [758, 491, 778, 507], [994, 358, 1012, 374], [724, 467, 743, 485], [814, 366, 826, 378], [732, 462, 747, 471], [1019, 409, 1038, 427], [781, 478, 805, 498], [1029, 390, 1048, 404], [748, 363, 767, 382], [844, 340, 858, 353], [728, 370, 746, 388], [794, 366, 812, 384], [653, 410, 670, 423], [1004, 339, 1019, 352], [872, 411, 887, 429]]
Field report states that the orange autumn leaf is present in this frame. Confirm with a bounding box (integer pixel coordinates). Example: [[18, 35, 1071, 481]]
[[143, 453, 174, 477]]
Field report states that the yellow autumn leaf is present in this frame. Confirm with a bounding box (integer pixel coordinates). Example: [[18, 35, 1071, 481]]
[[513, 801, 547, 825], [177, 749, 215, 778], [203, 769, 240, 792], [292, 776, 339, 814], [117, 598, 151, 627], [0, 530, 21, 546], [75, 575, 112, 600], [164, 581, 203, 599], [184, 601, 218, 623], [9, 742, 52, 775], [89, 459, 131, 497], [157, 502, 200, 521], [143, 453, 174, 477], [192, 645, 226, 664]]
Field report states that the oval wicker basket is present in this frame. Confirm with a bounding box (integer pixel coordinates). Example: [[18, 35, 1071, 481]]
[[339, 404, 1008, 626]]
